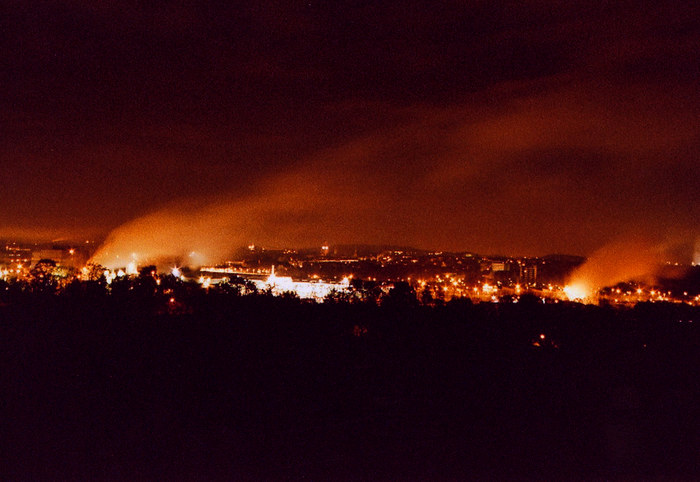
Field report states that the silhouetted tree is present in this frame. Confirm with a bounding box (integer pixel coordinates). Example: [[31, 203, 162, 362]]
[[214, 280, 243, 296], [384, 281, 417, 306], [420, 287, 434, 305], [82, 262, 107, 282], [29, 259, 59, 292], [138, 265, 157, 278]]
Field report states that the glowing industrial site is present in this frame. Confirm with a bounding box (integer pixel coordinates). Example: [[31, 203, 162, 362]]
[[5, 236, 697, 307], [3, 1, 699, 479]]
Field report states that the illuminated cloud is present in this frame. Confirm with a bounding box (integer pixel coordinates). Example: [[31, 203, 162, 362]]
[[92, 77, 699, 266], [3, 1, 698, 259], [566, 239, 663, 296]]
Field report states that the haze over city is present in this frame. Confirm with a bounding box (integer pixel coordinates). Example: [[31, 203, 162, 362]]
[[3, 3, 700, 479], [2, 1, 698, 259]]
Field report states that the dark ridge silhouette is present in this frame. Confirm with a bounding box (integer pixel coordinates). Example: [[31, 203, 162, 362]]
[[1, 279, 698, 479]]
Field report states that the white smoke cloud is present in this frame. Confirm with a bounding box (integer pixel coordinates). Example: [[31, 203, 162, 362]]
[[90, 80, 700, 268]]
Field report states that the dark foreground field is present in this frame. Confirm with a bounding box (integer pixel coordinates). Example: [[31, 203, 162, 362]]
[[2, 287, 699, 480]]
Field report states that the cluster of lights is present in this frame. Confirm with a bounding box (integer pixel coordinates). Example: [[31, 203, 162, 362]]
[[3, 244, 699, 308], [416, 275, 510, 301], [409, 273, 700, 307], [251, 268, 351, 301]]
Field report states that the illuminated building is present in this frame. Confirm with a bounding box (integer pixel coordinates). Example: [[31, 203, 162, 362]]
[[30, 248, 87, 269], [252, 266, 350, 301], [31, 249, 64, 266], [491, 262, 506, 272], [520, 265, 537, 285], [1, 244, 31, 268]]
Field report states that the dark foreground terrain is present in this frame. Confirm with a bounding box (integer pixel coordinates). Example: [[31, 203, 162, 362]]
[[2, 282, 699, 480]]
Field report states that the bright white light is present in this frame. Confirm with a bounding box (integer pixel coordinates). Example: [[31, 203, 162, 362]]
[[564, 284, 588, 301], [253, 268, 351, 301], [171, 267, 181, 277], [104, 270, 116, 284]]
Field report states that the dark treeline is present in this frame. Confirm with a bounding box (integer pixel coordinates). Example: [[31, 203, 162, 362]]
[[2, 278, 699, 480]]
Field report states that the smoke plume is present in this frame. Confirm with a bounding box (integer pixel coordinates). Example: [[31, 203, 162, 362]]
[[565, 238, 677, 298], [89, 80, 700, 268]]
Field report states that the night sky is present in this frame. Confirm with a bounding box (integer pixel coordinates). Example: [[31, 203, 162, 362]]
[[2, 1, 699, 257]]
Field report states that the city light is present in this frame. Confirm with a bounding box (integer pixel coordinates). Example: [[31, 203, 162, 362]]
[[250, 266, 351, 301], [1, 241, 698, 307], [564, 284, 589, 301]]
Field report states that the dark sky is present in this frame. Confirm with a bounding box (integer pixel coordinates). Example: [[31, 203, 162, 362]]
[[2, 0, 699, 256]]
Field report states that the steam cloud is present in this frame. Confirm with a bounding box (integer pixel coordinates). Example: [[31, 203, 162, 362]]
[[90, 140, 405, 268], [90, 80, 699, 269], [565, 238, 692, 298]]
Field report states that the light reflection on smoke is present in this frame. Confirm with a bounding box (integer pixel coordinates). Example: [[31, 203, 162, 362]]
[[565, 239, 663, 298]]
